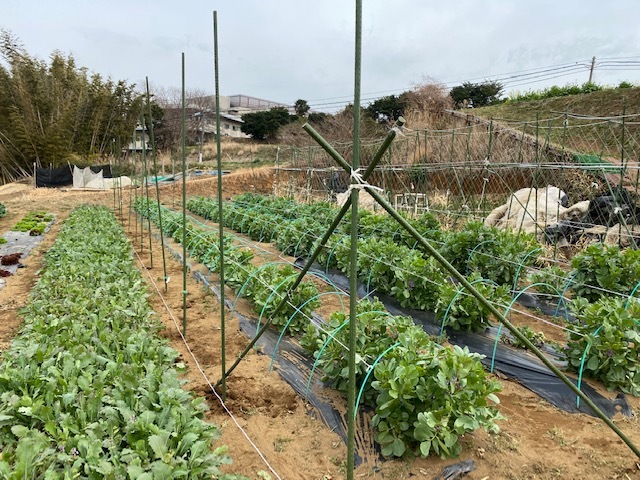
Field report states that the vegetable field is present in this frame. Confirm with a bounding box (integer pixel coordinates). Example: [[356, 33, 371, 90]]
[[0, 176, 640, 479]]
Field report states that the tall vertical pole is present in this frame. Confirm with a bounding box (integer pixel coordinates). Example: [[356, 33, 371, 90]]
[[588, 56, 596, 83], [181, 53, 188, 336], [141, 113, 154, 268], [112, 143, 116, 211], [116, 137, 123, 217], [146, 77, 168, 290], [128, 130, 135, 229], [347, 1, 362, 478], [213, 10, 227, 401]]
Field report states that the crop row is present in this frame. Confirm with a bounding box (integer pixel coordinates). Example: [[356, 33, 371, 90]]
[[187, 194, 640, 396], [135, 198, 320, 334], [188, 195, 517, 332], [0, 205, 243, 478], [201, 193, 640, 304], [136, 199, 504, 458]]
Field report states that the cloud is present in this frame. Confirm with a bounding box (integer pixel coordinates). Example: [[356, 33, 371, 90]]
[[1, 0, 638, 110]]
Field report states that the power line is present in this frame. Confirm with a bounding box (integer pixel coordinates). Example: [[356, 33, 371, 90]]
[[306, 56, 640, 113]]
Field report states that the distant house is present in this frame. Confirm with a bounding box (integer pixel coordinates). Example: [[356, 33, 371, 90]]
[[196, 113, 247, 140], [127, 123, 150, 152], [219, 113, 245, 138]]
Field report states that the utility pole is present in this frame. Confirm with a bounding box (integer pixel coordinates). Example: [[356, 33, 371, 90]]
[[588, 56, 596, 83]]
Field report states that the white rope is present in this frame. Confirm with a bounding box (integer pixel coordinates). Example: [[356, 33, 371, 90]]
[[133, 249, 284, 480], [345, 168, 384, 195]]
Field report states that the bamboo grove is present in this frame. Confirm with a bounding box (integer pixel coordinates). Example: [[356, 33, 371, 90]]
[[0, 30, 142, 184]]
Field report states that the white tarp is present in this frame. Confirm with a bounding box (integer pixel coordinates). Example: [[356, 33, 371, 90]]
[[85, 176, 132, 189], [72, 166, 103, 189]]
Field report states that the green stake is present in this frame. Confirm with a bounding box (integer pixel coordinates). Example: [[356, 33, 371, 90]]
[[346, 1, 362, 477], [213, 10, 227, 401], [146, 77, 168, 290], [181, 52, 188, 336]]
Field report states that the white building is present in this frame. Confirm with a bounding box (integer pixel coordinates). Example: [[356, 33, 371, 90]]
[[189, 93, 291, 140], [127, 123, 150, 151]]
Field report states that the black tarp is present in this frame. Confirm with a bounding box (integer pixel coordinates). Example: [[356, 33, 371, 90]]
[[35, 165, 72, 187], [35, 164, 113, 188]]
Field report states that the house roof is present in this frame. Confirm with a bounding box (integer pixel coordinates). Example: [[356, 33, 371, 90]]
[[220, 113, 243, 123]]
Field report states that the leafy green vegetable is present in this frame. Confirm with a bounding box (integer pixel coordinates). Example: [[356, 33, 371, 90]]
[[526, 265, 570, 297], [11, 210, 53, 235], [0, 205, 244, 478], [302, 298, 503, 459], [439, 221, 538, 286], [301, 299, 416, 404], [373, 335, 503, 459]]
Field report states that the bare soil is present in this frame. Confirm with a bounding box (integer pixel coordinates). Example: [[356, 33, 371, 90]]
[[0, 169, 639, 480]]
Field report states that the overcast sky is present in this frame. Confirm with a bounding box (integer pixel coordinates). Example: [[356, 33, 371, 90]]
[[2, 0, 639, 112]]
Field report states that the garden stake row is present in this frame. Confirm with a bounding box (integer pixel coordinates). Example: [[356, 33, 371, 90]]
[[213, 10, 227, 401], [301, 121, 640, 461], [146, 76, 168, 291]]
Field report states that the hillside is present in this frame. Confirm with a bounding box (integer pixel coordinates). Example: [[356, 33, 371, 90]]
[[472, 86, 640, 121], [466, 87, 640, 168]]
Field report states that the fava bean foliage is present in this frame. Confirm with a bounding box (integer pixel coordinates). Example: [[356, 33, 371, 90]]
[[565, 297, 640, 395], [570, 244, 640, 302], [301, 299, 503, 458]]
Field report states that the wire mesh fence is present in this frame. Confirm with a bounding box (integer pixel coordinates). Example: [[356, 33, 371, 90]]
[[274, 112, 640, 225]]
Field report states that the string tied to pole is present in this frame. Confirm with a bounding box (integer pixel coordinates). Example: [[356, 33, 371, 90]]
[[346, 168, 384, 194]]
